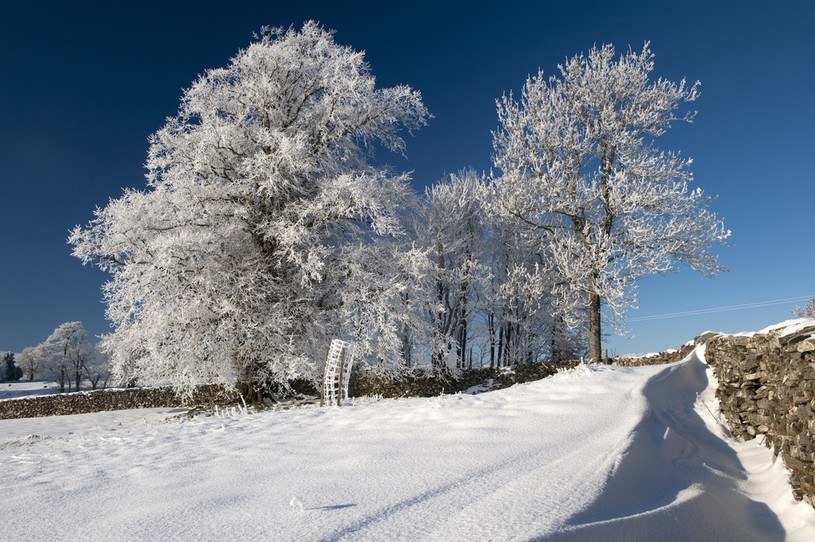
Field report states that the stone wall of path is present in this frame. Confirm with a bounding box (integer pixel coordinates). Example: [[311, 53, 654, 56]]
[[704, 324, 815, 506], [0, 384, 240, 419], [614, 324, 815, 507], [0, 360, 581, 420]]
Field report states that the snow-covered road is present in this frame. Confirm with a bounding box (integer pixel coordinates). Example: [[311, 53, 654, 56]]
[[2, 351, 813, 541], [549, 350, 804, 541]]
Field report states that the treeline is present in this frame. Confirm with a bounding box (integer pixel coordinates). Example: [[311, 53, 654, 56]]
[[68, 22, 727, 396], [8, 322, 110, 392]]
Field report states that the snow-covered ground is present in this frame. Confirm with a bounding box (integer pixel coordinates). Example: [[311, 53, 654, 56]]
[[1, 350, 813, 541], [0, 380, 62, 400]]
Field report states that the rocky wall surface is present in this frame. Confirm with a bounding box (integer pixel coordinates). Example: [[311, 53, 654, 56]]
[[612, 332, 724, 367], [0, 384, 240, 420], [613, 343, 695, 366], [704, 324, 815, 506], [348, 360, 580, 399], [0, 361, 580, 419]]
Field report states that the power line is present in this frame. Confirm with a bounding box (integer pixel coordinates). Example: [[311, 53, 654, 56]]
[[628, 295, 814, 322]]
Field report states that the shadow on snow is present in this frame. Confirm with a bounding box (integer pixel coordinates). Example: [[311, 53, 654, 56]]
[[538, 352, 785, 542]]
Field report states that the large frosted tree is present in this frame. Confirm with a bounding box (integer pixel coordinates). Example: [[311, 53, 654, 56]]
[[492, 43, 729, 363], [70, 22, 428, 396]]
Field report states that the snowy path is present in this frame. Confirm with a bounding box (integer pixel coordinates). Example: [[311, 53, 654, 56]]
[[549, 351, 794, 541], [2, 354, 814, 541]]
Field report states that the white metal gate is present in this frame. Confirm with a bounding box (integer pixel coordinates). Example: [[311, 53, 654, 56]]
[[322, 339, 355, 406]]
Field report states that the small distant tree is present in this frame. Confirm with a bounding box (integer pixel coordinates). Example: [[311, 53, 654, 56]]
[[1, 352, 10, 381], [83, 348, 111, 390], [2, 352, 23, 382], [39, 322, 96, 392], [18, 346, 39, 381], [793, 297, 815, 319]]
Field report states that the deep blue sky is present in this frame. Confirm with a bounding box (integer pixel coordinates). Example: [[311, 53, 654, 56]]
[[1, 1, 813, 355]]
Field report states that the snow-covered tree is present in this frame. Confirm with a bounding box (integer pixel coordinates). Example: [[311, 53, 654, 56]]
[[38, 322, 97, 392], [83, 348, 111, 390], [2, 352, 23, 382], [339, 236, 431, 369], [793, 297, 815, 319], [69, 22, 429, 397], [418, 170, 490, 370], [18, 346, 39, 381], [492, 42, 730, 363], [478, 187, 582, 366], [410, 169, 582, 370]]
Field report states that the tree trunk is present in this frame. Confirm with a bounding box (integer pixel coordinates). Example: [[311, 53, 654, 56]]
[[503, 322, 513, 366], [236, 380, 264, 406], [497, 325, 504, 367], [487, 313, 496, 369], [456, 312, 467, 370], [400, 292, 412, 367], [456, 278, 469, 369], [588, 291, 602, 364], [551, 316, 564, 362], [401, 332, 412, 367], [432, 350, 445, 370]]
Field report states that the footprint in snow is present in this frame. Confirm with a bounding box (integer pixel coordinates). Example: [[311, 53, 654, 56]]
[[289, 496, 304, 512]]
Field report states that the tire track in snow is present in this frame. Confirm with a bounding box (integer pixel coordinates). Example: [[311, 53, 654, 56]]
[[320, 372, 651, 542], [321, 442, 611, 542]]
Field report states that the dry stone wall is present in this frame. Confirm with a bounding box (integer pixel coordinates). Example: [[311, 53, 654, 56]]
[[348, 360, 580, 398], [0, 384, 240, 420], [704, 324, 815, 506], [0, 361, 579, 420], [613, 342, 696, 367], [612, 331, 722, 367]]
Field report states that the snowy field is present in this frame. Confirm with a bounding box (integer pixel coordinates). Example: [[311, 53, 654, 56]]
[[0, 380, 62, 400], [2, 349, 814, 541]]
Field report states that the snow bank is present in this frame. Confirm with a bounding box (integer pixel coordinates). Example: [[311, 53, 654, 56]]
[[758, 317, 815, 336]]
